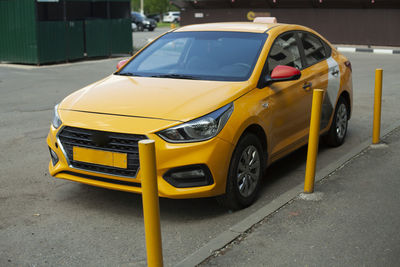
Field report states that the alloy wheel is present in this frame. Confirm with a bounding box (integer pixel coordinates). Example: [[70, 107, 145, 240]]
[[336, 103, 348, 140], [236, 145, 261, 198]]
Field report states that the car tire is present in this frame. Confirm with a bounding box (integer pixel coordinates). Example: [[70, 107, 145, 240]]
[[148, 27, 154, 31], [217, 133, 264, 210], [323, 96, 349, 147], [138, 24, 144, 32]]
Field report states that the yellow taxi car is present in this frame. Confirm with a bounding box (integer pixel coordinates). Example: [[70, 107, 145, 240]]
[[47, 20, 352, 210]]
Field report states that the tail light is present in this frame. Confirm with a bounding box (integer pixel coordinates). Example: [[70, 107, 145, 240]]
[[345, 60, 352, 72]]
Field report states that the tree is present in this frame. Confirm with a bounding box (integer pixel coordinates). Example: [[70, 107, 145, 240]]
[[130, 0, 178, 14]]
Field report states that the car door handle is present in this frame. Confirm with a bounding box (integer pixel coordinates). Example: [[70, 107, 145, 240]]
[[303, 82, 312, 90], [331, 69, 339, 76]]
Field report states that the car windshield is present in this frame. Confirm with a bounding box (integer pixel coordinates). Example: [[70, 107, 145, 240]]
[[134, 12, 144, 19], [118, 31, 267, 81]]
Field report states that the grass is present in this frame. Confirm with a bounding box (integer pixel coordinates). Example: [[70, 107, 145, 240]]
[[157, 22, 180, 28]]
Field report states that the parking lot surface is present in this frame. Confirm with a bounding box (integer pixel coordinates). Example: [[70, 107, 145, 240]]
[[132, 27, 170, 50], [0, 52, 399, 266]]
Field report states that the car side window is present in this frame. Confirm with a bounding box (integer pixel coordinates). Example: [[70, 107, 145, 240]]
[[299, 32, 327, 66], [267, 32, 302, 74]]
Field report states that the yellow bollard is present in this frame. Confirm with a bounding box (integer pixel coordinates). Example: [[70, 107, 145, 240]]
[[139, 140, 163, 267], [304, 89, 325, 193], [372, 69, 383, 144], [170, 23, 176, 29]]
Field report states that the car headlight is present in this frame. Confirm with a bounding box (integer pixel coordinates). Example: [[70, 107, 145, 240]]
[[144, 21, 150, 25], [157, 103, 233, 143], [52, 104, 62, 129]]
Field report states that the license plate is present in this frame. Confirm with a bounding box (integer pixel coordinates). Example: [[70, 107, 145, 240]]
[[73, 146, 127, 169]]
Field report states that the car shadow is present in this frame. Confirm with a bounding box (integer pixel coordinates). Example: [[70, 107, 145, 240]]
[[62, 181, 226, 221], [59, 137, 337, 222]]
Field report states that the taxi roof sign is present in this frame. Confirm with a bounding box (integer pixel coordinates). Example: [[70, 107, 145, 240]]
[[253, 17, 277, 24]]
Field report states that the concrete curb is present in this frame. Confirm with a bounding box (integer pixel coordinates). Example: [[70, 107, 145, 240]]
[[176, 119, 400, 267], [0, 57, 125, 70], [336, 47, 400, 54]]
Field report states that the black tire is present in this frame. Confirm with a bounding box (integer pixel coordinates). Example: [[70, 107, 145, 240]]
[[148, 27, 154, 32], [138, 24, 144, 32], [323, 96, 349, 147], [217, 133, 265, 210]]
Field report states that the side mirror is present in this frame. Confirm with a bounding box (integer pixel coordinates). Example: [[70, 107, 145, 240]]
[[266, 65, 301, 84], [116, 59, 129, 69]]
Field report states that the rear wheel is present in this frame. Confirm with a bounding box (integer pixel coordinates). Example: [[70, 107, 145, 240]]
[[324, 96, 349, 147], [217, 133, 264, 210]]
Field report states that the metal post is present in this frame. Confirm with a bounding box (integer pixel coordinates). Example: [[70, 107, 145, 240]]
[[304, 89, 324, 193], [140, 0, 144, 15], [372, 69, 383, 144], [139, 140, 163, 267]]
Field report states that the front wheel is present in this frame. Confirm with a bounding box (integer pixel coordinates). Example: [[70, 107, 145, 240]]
[[323, 96, 349, 147], [217, 133, 265, 210]]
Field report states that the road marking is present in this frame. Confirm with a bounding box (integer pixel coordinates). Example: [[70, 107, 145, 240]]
[[373, 49, 393, 54], [336, 47, 399, 55], [337, 47, 356, 53]]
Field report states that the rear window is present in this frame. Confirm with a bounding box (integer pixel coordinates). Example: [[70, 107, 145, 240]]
[[299, 32, 329, 66], [118, 31, 267, 81]]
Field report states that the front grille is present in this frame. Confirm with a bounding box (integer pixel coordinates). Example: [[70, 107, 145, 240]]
[[58, 126, 147, 177]]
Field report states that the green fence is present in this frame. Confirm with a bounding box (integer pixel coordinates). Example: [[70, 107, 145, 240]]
[[85, 19, 133, 57], [85, 19, 111, 57], [67, 21, 85, 61], [0, 0, 37, 64], [38, 21, 67, 63], [0, 0, 132, 65], [110, 19, 133, 54]]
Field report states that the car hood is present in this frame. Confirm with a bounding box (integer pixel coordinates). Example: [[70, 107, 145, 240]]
[[60, 75, 252, 122]]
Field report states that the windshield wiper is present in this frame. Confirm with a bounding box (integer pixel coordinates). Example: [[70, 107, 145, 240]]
[[116, 72, 142, 77], [150, 74, 196, 80]]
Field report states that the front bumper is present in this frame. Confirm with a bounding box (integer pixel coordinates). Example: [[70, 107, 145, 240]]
[[144, 22, 156, 29], [47, 112, 234, 199]]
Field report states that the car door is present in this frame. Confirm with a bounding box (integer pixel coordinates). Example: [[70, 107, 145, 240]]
[[297, 31, 336, 131], [258, 31, 310, 160]]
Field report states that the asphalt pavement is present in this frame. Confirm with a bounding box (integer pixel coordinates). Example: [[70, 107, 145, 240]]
[[132, 27, 170, 50], [0, 50, 399, 266], [201, 127, 400, 266]]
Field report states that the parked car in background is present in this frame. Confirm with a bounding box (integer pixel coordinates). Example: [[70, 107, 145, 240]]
[[131, 12, 157, 31], [131, 22, 137, 32], [146, 13, 161, 23], [163, 11, 180, 23]]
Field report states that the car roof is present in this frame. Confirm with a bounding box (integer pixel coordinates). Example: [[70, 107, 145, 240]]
[[175, 22, 282, 33]]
